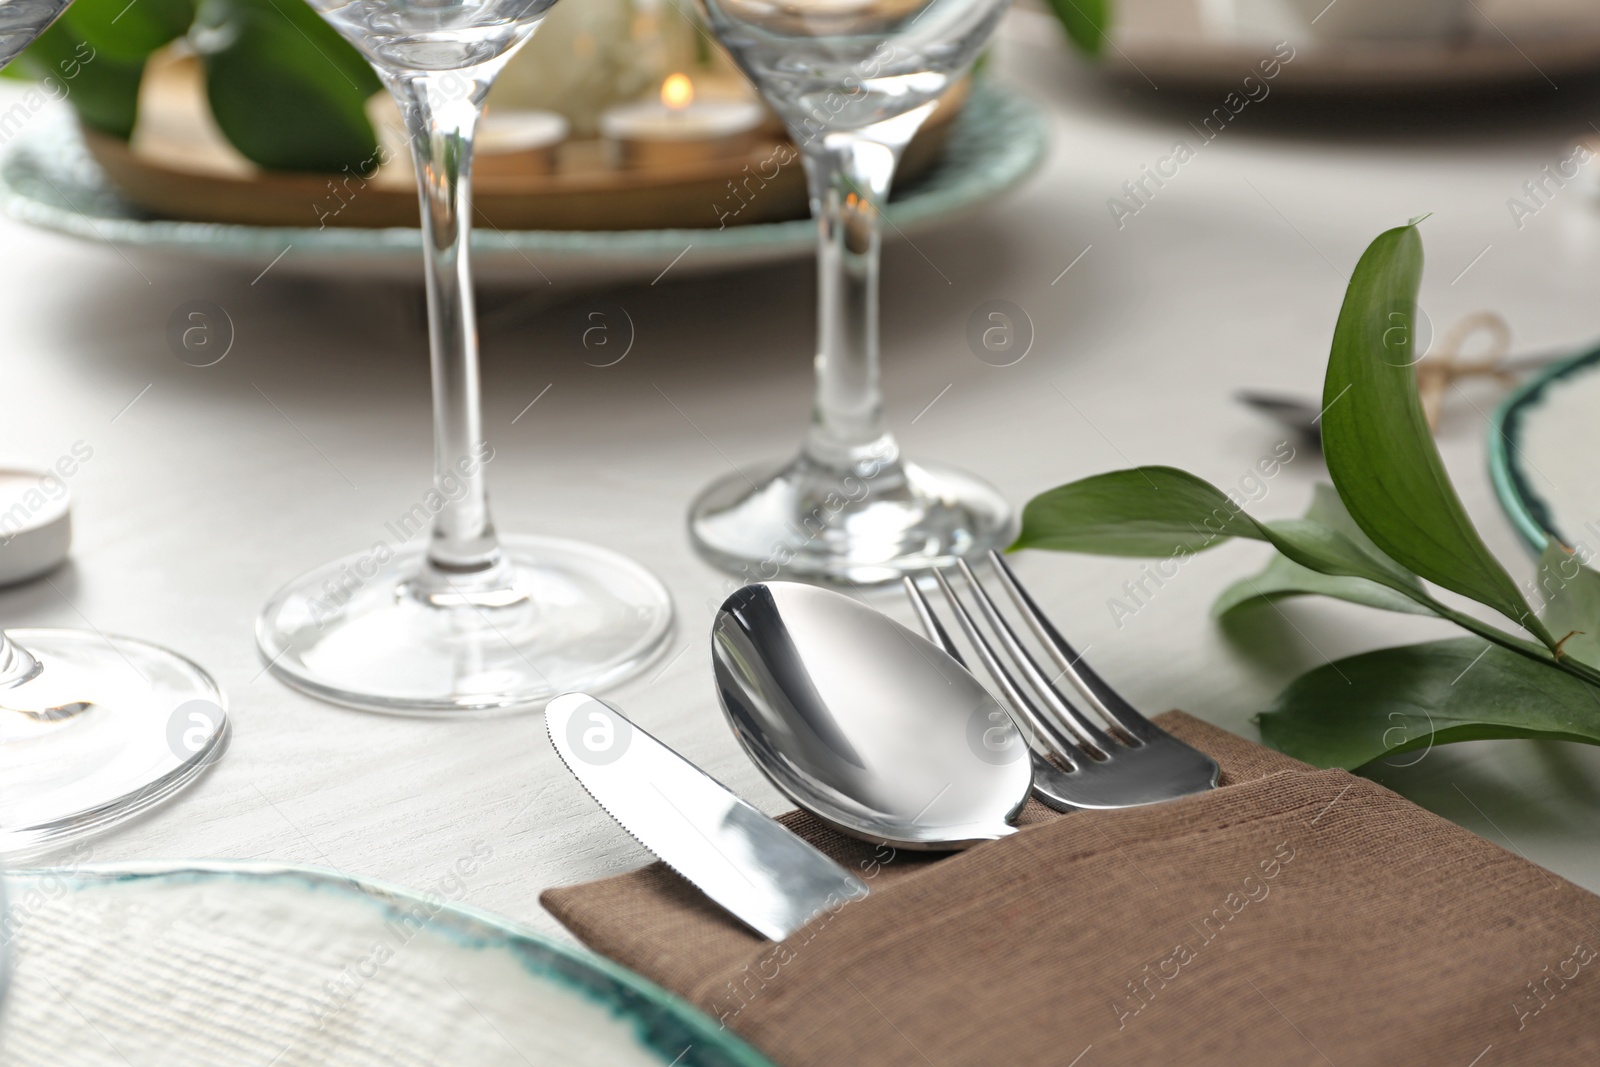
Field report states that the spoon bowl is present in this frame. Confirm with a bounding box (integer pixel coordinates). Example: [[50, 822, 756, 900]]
[[712, 582, 1033, 849]]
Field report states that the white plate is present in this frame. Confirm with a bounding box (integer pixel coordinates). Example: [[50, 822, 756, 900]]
[[1491, 342, 1600, 552], [0, 862, 773, 1067]]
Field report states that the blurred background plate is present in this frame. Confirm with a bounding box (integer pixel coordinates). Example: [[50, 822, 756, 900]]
[[0, 82, 1045, 287], [1491, 343, 1600, 553], [0, 861, 773, 1067], [1103, 0, 1600, 94]]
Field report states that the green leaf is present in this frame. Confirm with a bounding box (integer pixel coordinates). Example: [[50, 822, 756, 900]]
[[1214, 554, 1431, 616], [1044, 0, 1110, 55], [1213, 553, 1429, 617], [1294, 482, 1423, 585], [1215, 484, 1430, 617], [63, 0, 193, 62], [1321, 223, 1549, 646], [194, 0, 381, 173], [17, 21, 145, 138], [1535, 542, 1600, 669], [1013, 466, 1262, 557], [1016, 465, 1559, 668], [1258, 517, 1427, 598], [1015, 467, 1429, 607], [1258, 513, 1559, 667], [1257, 638, 1600, 769]]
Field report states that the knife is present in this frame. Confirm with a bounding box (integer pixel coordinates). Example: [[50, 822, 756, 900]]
[[546, 693, 869, 940]]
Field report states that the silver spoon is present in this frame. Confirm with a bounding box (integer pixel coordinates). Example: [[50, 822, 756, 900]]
[[712, 581, 1033, 850]]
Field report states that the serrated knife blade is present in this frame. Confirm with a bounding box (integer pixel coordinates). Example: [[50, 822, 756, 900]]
[[546, 693, 868, 941]]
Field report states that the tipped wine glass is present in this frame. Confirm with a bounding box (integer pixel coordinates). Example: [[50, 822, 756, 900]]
[[256, 0, 673, 713], [0, 627, 228, 860], [1, 3, 230, 861], [686, 0, 1015, 585]]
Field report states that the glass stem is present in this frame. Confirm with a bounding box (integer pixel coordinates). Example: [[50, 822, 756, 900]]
[[0, 632, 40, 689], [797, 105, 935, 476], [392, 69, 506, 587]]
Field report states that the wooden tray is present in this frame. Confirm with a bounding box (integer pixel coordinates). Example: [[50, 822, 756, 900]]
[[84, 61, 964, 232], [1, 82, 1048, 286]]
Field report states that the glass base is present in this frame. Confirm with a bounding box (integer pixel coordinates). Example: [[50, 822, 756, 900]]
[[256, 535, 674, 716], [689, 454, 1015, 585], [0, 628, 229, 862]]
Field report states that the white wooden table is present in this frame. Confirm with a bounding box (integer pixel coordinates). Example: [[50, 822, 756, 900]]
[[6, 10, 1600, 939]]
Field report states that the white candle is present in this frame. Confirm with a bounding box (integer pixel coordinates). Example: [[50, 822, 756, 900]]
[[477, 110, 569, 177], [479, 110, 569, 154], [600, 74, 764, 169], [0, 468, 71, 585]]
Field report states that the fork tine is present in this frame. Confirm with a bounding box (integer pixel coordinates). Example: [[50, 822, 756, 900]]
[[923, 570, 1078, 768], [953, 560, 1118, 758], [987, 549, 1160, 743], [901, 576, 968, 670]]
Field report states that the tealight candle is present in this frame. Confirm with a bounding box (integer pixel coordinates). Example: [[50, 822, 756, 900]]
[[0, 467, 71, 585], [600, 74, 764, 170], [476, 109, 570, 178]]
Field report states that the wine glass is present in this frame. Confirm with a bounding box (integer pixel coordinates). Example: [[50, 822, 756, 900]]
[[686, 0, 1015, 585], [257, 0, 674, 713], [0, 6, 230, 862], [0, 628, 227, 859]]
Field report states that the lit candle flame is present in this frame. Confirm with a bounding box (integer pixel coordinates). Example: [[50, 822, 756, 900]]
[[661, 73, 694, 110]]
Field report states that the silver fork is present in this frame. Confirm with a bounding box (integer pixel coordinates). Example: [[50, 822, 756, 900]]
[[903, 550, 1219, 810]]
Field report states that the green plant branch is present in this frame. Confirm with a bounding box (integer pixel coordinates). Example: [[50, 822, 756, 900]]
[[1015, 218, 1600, 767]]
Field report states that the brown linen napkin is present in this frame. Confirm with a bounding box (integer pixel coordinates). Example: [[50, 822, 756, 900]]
[[542, 713, 1600, 1066]]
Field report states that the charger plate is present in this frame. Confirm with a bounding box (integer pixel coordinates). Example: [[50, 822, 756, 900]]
[[0, 861, 772, 1067], [1103, 0, 1600, 94], [0, 82, 1045, 287], [1489, 341, 1600, 552]]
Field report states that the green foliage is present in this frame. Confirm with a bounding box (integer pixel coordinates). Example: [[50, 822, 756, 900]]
[[1321, 224, 1552, 647], [63, 0, 193, 62], [1045, 0, 1111, 56], [17, 21, 144, 137], [1015, 466, 1263, 557], [1213, 485, 1432, 618], [1016, 219, 1600, 768], [1535, 542, 1600, 670], [15, 0, 380, 172], [1257, 639, 1600, 768], [194, 0, 381, 172]]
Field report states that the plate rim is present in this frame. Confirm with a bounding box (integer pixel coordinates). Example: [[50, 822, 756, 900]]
[[5, 858, 776, 1067], [1093, 0, 1600, 94], [1489, 341, 1600, 553]]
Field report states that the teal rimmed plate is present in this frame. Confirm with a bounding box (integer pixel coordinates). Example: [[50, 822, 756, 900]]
[[1490, 342, 1600, 553], [0, 861, 771, 1067], [0, 83, 1045, 287]]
